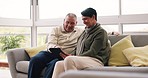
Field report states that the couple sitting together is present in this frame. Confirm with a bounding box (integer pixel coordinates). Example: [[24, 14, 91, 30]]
[[28, 7, 115, 78]]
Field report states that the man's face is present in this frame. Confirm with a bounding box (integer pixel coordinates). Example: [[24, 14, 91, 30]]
[[63, 16, 77, 32], [82, 16, 94, 27]]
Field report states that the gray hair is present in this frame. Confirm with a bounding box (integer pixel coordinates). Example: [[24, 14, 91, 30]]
[[65, 13, 77, 19]]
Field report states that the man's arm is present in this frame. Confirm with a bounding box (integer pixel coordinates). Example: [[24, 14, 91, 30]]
[[47, 27, 60, 49]]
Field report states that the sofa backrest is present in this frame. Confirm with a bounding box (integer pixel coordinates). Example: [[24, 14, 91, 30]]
[[46, 34, 148, 47], [109, 35, 148, 47]]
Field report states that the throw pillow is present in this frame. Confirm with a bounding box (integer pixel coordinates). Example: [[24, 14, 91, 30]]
[[25, 44, 47, 57], [123, 45, 148, 67], [109, 35, 134, 66]]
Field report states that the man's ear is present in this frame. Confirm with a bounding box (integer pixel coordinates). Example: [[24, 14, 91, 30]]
[[92, 15, 95, 19]]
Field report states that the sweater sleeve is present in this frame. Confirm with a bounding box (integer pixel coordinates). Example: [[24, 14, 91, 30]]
[[47, 27, 59, 48]]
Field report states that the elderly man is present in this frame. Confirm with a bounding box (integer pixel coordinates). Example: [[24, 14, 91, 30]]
[[28, 13, 83, 78]]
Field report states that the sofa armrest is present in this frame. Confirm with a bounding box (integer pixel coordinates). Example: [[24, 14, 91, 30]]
[[59, 70, 148, 78], [6, 48, 30, 78], [85, 67, 148, 73]]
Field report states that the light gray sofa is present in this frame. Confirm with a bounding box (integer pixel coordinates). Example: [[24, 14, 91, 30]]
[[7, 35, 148, 78], [59, 70, 148, 78]]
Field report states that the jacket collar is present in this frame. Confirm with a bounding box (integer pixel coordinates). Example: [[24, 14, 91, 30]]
[[85, 23, 100, 34]]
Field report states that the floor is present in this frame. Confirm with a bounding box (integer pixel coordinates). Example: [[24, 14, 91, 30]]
[[0, 67, 11, 78]]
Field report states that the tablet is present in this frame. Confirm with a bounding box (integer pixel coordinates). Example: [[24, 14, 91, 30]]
[[49, 48, 68, 56]]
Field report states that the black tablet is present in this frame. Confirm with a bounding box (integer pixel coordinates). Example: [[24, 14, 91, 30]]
[[49, 48, 68, 56], [49, 48, 62, 54]]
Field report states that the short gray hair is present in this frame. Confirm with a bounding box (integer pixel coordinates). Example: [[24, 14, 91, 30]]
[[65, 13, 77, 19]]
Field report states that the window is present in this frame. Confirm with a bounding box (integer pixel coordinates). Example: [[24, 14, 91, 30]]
[[123, 24, 148, 33], [0, 0, 30, 19], [101, 25, 119, 33], [0, 27, 31, 62], [0, 0, 31, 62], [0, 27, 31, 47], [122, 0, 148, 14], [37, 27, 55, 46], [39, 0, 119, 19]]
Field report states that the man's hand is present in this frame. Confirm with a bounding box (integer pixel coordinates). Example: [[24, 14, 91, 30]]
[[108, 31, 120, 36], [59, 52, 71, 59]]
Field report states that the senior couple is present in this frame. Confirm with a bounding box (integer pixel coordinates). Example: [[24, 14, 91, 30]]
[[28, 7, 111, 78]]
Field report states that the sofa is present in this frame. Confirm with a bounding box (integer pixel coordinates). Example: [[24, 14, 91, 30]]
[[6, 35, 148, 78], [59, 70, 148, 78]]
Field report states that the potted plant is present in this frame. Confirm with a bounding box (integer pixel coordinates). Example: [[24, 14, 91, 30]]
[[0, 34, 25, 53]]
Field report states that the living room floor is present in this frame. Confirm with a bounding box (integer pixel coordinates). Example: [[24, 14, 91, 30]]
[[0, 67, 11, 78]]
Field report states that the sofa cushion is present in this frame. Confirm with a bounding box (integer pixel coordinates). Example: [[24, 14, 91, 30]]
[[109, 35, 134, 66], [25, 44, 47, 57], [123, 45, 148, 67], [16, 61, 46, 75], [16, 61, 29, 74], [85, 67, 148, 73]]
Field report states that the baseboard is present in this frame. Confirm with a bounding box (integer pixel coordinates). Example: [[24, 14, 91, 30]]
[[0, 62, 9, 67]]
